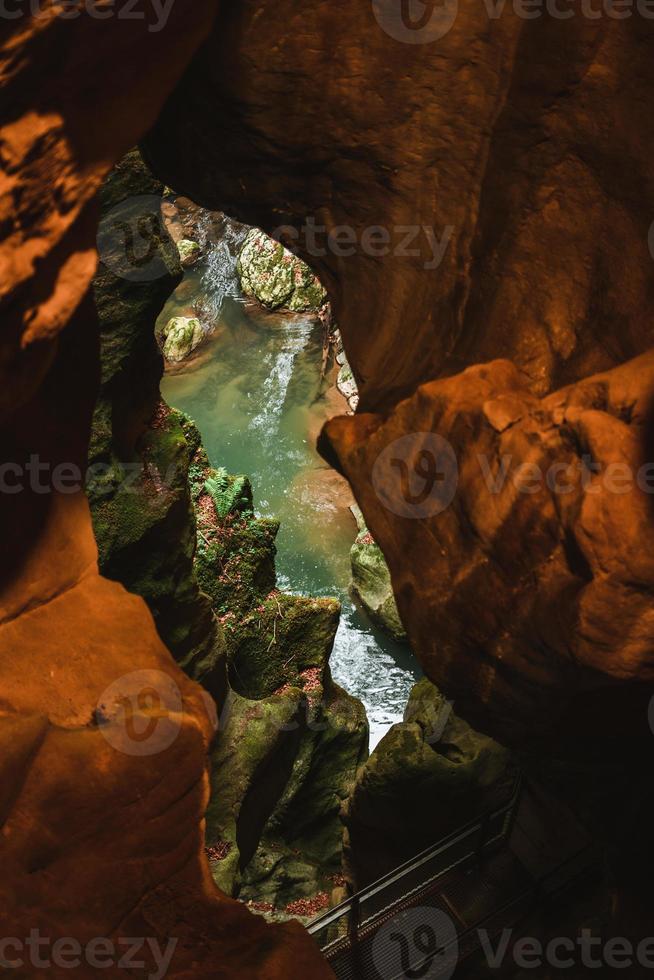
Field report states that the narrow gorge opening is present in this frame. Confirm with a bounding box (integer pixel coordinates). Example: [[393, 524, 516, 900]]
[[5, 8, 654, 976], [149, 188, 430, 921], [89, 155, 543, 938], [87, 154, 600, 960], [157, 194, 421, 747]]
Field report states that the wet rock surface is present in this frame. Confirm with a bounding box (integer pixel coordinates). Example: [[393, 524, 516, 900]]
[[160, 315, 204, 361]]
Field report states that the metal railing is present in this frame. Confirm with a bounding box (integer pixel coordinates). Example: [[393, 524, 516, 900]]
[[308, 776, 523, 955]]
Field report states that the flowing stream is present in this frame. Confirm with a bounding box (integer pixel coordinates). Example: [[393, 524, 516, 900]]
[[159, 235, 421, 748]]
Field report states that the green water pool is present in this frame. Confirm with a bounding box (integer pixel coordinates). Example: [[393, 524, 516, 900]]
[[160, 277, 420, 748]]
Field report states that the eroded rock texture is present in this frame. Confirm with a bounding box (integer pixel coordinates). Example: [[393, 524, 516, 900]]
[[145, 8, 654, 410], [325, 354, 654, 749]]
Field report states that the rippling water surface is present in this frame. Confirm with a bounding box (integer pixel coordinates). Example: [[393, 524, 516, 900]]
[[159, 252, 420, 748]]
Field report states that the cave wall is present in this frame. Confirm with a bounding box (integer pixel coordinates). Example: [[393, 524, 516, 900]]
[[0, 8, 333, 977], [3, 0, 654, 965], [144, 6, 654, 410]]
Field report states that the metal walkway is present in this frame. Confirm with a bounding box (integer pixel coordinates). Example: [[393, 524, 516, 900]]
[[308, 778, 598, 979]]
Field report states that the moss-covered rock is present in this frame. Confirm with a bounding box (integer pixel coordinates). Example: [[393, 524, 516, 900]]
[[342, 678, 516, 889], [90, 152, 226, 700], [336, 357, 359, 412], [160, 315, 204, 362], [239, 681, 368, 912], [350, 505, 406, 643], [237, 228, 327, 312], [182, 428, 279, 622], [98, 147, 166, 213], [179, 412, 369, 919], [207, 650, 368, 914], [226, 592, 340, 701], [206, 687, 305, 896]]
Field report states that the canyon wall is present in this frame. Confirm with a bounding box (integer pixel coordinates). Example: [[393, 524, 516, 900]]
[[145, 6, 654, 411], [3, 0, 654, 966], [90, 151, 227, 698]]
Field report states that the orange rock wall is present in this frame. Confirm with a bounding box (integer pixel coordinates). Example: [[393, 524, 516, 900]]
[[0, 7, 333, 977]]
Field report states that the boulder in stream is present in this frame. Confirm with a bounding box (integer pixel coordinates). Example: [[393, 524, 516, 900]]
[[237, 228, 327, 312], [177, 237, 201, 267], [160, 314, 204, 362]]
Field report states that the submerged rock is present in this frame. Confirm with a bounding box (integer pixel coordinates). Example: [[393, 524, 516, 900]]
[[237, 228, 327, 312], [161, 314, 204, 361], [177, 237, 201, 267], [350, 505, 406, 643], [343, 678, 515, 890]]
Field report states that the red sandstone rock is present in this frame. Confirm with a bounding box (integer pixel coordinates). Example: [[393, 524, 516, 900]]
[[322, 353, 654, 750], [145, 8, 654, 410]]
